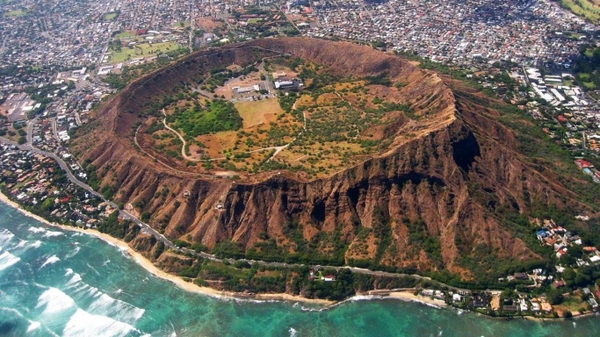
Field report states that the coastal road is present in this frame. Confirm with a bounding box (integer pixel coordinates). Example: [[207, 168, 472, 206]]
[[0, 136, 180, 254], [1, 136, 481, 293]]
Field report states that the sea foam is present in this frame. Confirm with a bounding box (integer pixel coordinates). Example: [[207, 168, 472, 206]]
[[43, 230, 64, 238], [65, 273, 82, 286], [28, 226, 46, 234], [40, 255, 60, 269], [65, 272, 145, 324], [62, 308, 137, 337], [26, 320, 41, 333], [87, 293, 145, 324], [0, 249, 20, 271], [15, 239, 28, 248], [35, 286, 141, 337], [0, 228, 15, 245], [64, 246, 80, 259], [36, 287, 76, 316]]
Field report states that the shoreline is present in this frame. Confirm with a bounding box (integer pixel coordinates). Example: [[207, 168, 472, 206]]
[[0, 191, 334, 306], [2, 191, 598, 319], [387, 291, 448, 308]]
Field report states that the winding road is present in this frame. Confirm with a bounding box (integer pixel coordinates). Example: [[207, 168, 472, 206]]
[[0, 135, 484, 293]]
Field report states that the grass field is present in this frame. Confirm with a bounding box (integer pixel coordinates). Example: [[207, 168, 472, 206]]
[[561, 0, 600, 23], [173, 22, 189, 28], [115, 31, 137, 39], [108, 41, 180, 63], [103, 12, 118, 21], [235, 99, 282, 128], [4, 10, 26, 17], [554, 295, 588, 316]]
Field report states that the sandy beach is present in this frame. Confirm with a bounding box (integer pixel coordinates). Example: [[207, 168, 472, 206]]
[[7, 191, 595, 319], [388, 291, 448, 308], [0, 191, 334, 306]]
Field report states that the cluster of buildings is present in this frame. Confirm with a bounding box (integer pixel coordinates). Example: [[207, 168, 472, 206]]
[[196, 0, 279, 22], [413, 288, 558, 315], [574, 158, 600, 183], [299, 0, 596, 66], [534, 218, 600, 266], [0, 0, 121, 67], [0, 143, 113, 228], [118, 0, 194, 32], [224, 69, 302, 103], [0, 92, 39, 122], [273, 73, 303, 90], [506, 66, 600, 182], [0, 0, 193, 69]]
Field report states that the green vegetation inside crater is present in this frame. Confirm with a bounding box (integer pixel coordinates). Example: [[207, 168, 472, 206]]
[[171, 100, 243, 137]]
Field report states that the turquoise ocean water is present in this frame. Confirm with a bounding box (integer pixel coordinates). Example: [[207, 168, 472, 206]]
[[1, 202, 600, 337]]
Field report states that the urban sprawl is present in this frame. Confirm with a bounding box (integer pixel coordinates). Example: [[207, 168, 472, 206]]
[[1, 0, 600, 318]]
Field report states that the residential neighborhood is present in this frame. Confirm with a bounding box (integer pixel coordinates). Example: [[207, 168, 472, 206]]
[[0, 142, 113, 229], [1, 0, 600, 324]]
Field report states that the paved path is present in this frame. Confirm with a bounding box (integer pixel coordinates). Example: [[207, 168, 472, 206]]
[[161, 109, 195, 161]]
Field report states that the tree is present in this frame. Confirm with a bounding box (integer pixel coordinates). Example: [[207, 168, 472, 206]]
[[547, 288, 564, 305]]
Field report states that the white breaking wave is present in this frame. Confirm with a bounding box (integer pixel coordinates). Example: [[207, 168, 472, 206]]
[[87, 293, 145, 325], [0, 228, 15, 245], [65, 273, 82, 286], [30, 240, 42, 249], [62, 308, 137, 337], [35, 287, 141, 337], [35, 287, 137, 337], [28, 227, 46, 234], [36, 287, 77, 316], [289, 327, 298, 337], [40, 255, 60, 269], [15, 239, 28, 248], [0, 249, 20, 271], [26, 320, 41, 333], [65, 268, 74, 276], [43, 230, 64, 238], [64, 246, 80, 259], [65, 272, 145, 325]]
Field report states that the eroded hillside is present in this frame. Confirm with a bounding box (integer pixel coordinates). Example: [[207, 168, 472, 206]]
[[71, 38, 596, 282]]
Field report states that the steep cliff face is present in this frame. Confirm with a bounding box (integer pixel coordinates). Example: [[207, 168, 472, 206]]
[[71, 38, 590, 280]]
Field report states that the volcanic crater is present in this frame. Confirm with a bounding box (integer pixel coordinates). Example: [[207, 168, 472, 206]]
[[71, 38, 591, 279]]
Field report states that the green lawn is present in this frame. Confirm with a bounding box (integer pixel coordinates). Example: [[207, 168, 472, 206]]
[[4, 10, 26, 17], [107, 41, 180, 63], [103, 12, 118, 21], [583, 81, 596, 89], [561, 0, 600, 23], [173, 100, 243, 137], [115, 31, 136, 39]]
